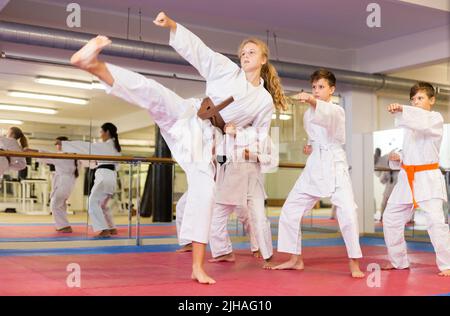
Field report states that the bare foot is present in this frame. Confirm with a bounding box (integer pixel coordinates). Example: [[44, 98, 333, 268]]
[[70, 35, 111, 70], [271, 257, 304, 270], [56, 226, 73, 233], [252, 250, 262, 259], [438, 269, 450, 277], [381, 262, 396, 270], [381, 262, 410, 271], [262, 257, 274, 270], [349, 259, 365, 278], [208, 253, 235, 263], [191, 267, 216, 285], [176, 244, 193, 253], [96, 229, 111, 238], [109, 228, 118, 235]]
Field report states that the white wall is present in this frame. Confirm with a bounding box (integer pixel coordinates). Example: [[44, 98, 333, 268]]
[[342, 88, 377, 233]]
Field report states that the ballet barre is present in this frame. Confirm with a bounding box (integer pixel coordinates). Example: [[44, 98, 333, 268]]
[[0, 150, 176, 245], [278, 162, 306, 169], [0, 151, 175, 164]]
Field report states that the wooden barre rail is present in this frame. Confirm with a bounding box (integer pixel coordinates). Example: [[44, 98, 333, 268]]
[[0, 151, 447, 173], [278, 162, 306, 169], [1, 151, 306, 169], [0, 150, 175, 164], [0, 151, 308, 168]]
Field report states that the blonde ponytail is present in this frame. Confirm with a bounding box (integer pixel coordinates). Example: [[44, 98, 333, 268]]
[[261, 62, 287, 111], [238, 38, 288, 111]]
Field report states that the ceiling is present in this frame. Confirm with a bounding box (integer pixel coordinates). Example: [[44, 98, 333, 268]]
[[0, 0, 448, 152], [388, 60, 450, 85], [399, 0, 450, 12], [14, 0, 449, 50]]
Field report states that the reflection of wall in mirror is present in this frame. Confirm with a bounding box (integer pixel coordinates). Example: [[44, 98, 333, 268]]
[[440, 124, 450, 169], [373, 128, 403, 156], [373, 129, 403, 212]]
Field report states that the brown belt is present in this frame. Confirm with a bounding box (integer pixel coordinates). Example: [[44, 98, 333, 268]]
[[197, 96, 234, 133]]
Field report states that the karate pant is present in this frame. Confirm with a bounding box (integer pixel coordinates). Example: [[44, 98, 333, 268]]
[[278, 176, 362, 259], [383, 199, 450, 271], [88, 169, 117, 232], [51, 174, 76, 229], [209, 173, 272, 259], [0, 157, 9, 176], [209, 202, 272, 259], [176, 192, 191, 246], [106, 63, 216, 244], [176, 192, 260, 251], [381, 182, 396, 216]]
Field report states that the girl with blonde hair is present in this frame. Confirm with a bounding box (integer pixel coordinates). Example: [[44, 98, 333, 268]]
[[70, 11, 286, 284]]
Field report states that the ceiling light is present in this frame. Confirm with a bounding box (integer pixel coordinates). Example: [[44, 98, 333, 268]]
[[0, 104, 57, 115], [91, 82, 106, 90], [272, 113, 292, 120], [8, 91, 88, 105], [35, 76, 105, 90], [0, 119, 23, 125], [279, 114, 292, 121]]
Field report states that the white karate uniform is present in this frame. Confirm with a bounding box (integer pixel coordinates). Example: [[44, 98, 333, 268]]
[[0, 136, 26, 176], [209, 163, 271, 258], [176, 190, 259, 249], [383, 105, 450, 271], [277, 100, 362, 258], [100, 23, 274, 243], [379, 170, 398, 214], [175, 192, 191, 246], [0, 157, 8, 176], [39, 154, 78, 229], [209, 131, 277, 259], [62, 139, 120, 232]]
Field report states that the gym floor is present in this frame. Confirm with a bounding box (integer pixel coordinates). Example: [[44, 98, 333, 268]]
[[0, 209, 448, 296]]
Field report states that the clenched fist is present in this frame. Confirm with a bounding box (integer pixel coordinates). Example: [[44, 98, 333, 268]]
[[387, 103, 403, 114], [298, 92, 313, 103], [389, 152, 401, 161], [224, 123, 237, 136], [303, 144, 312, 155], [153, 12, 177, 31]]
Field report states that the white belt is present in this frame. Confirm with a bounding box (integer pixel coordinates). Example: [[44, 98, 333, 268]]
[[310, 142, 343, 151], [310, 143, 343, 184]]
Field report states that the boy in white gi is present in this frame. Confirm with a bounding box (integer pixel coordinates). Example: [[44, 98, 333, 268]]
[[382, 82, 450, 277], [272, 69, 365, 278]]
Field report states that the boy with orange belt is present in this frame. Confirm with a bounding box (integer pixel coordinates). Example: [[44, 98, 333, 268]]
[[383, 82, 450, 276]]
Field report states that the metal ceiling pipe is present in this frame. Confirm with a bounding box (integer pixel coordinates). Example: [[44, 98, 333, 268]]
[[0, 20, 449, 98]]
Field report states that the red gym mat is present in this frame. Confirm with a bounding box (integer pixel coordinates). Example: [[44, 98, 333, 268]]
[[0, 224, 177, 239], [0, 245, 448, 296]]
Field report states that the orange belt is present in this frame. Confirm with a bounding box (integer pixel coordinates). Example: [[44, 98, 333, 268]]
[[402, 163, 439, 208]]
